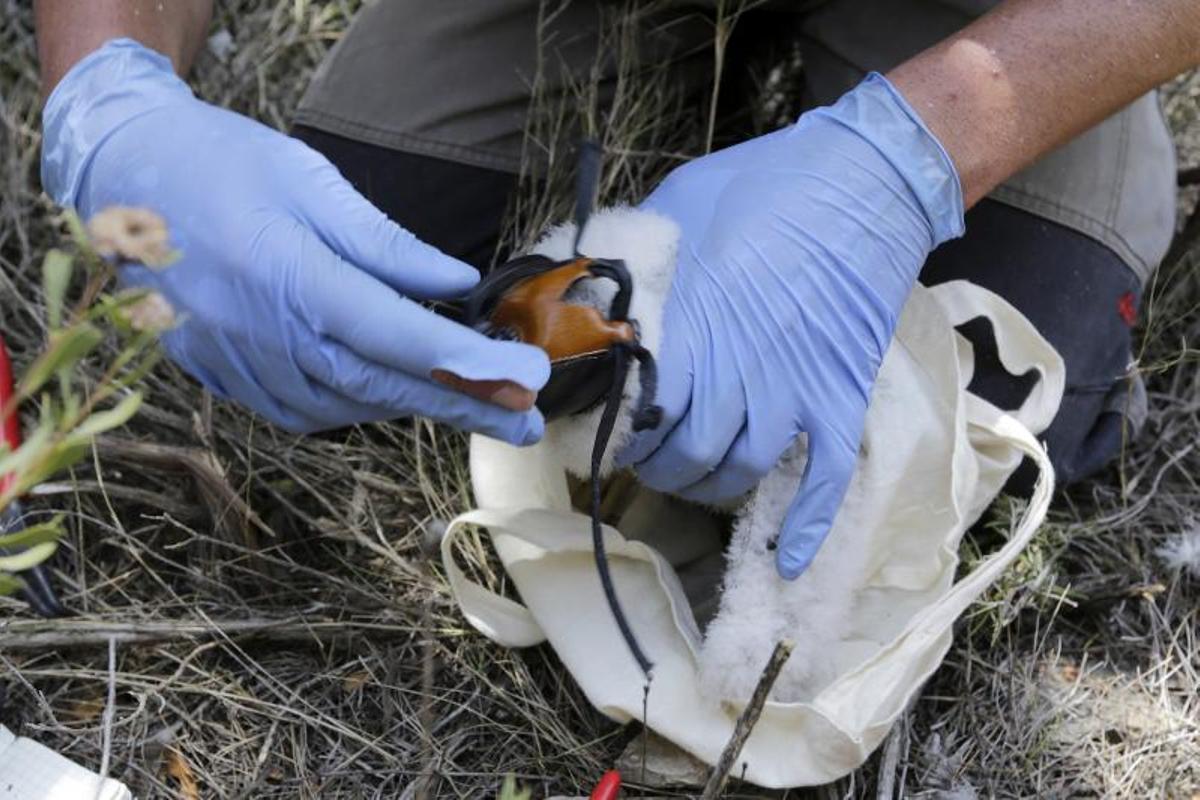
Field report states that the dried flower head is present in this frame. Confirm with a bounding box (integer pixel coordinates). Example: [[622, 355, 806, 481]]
[[87, 207, 177, 268], [120, 291, 176, 333]]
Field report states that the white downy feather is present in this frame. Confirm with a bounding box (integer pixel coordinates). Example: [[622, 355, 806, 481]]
[[532, 207, 678, 479], [1157, 524, 1200, 578]]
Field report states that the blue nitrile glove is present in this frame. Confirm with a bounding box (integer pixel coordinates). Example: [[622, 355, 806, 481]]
[[619, 74, 964, 578], [41, 39, 549, 442]]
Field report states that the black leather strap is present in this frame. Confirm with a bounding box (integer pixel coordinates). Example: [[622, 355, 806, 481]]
[[589, 344, 654, 676]]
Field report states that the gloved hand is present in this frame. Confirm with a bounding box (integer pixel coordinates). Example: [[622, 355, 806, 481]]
[[619, 74, 964, 578], [41, 39, 549, 442]]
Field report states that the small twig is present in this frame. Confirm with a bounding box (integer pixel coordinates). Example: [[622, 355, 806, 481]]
[[69, 262, 116, 328], [875, 702, 913, 800], [96, 636, 116, 797], [700, 639, 794, 799], [30, 478, 196, 520], [245, 718, 280, 792], [416, 526, 440, 800], [0, 616, 416, 650], [704, 1, 735, 154]]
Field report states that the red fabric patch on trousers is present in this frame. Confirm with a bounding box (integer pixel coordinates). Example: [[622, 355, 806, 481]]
[[1118, 292, 1137, 327]]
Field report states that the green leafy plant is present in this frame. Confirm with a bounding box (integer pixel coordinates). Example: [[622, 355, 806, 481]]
[[497, 774, 532, 800], [0, 207, 177, 597]]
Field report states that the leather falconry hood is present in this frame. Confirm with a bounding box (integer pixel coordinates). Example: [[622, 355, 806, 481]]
[[464, 253, 660, 425]]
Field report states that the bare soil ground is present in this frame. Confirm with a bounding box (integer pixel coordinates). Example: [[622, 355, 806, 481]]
[[2, 2, 1199, 797]]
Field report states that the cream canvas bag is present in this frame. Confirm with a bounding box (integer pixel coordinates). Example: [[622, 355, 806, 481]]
[[440, 209, 1065, 789]]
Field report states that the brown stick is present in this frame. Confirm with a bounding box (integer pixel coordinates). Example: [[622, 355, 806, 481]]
[[0, 616, 415, 650], [700, 639, 794, 799]]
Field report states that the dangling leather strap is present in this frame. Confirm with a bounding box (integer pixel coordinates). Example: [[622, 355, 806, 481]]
[[587, 337, 664, 678], [589, 346, 651, 675], [572, 138, 659, 679]]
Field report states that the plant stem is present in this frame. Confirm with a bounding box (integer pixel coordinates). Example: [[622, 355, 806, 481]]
[[700, 639, 794, 799]]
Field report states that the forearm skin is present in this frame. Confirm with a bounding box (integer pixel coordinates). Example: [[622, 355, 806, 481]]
[[888, 0, 1200, 208], [35, 0, 213, 100]]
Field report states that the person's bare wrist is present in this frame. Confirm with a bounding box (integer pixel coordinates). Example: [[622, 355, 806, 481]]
[[887, 0, 1200, 212], [35, 0, 211, 100], [887, 47, 1015, 210]]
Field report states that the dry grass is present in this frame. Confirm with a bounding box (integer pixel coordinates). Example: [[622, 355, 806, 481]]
[[1, 2, 1199, 798]]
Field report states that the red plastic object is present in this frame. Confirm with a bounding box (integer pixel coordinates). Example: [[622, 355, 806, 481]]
[[0, 335, 63, 617], [589, 770, 622, 800], [0, 334, 21, 495]]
